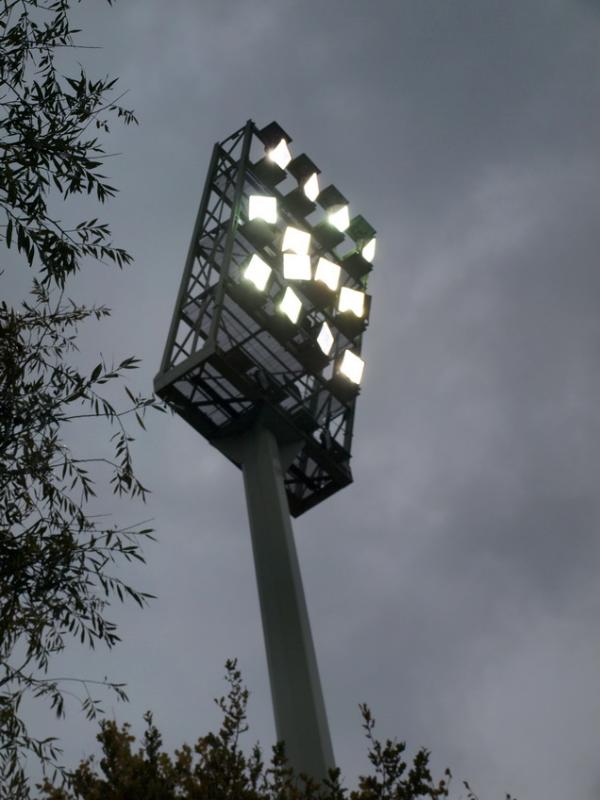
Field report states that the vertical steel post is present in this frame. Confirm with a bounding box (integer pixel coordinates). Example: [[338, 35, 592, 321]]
[[158, 142, 221, 375], [241, 422, 335, 781]]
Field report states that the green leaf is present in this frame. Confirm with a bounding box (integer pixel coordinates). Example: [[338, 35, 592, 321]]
[[91, 363, 102, 381]]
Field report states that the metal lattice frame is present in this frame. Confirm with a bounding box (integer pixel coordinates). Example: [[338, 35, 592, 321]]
[[154, 120, 372, 516]]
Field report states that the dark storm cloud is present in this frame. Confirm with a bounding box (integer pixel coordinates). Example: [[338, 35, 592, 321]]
[[13, 1, 600, 798]]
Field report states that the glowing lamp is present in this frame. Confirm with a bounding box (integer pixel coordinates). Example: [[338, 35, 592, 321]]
[[283, 253, 311, 281], [317, 322, 334, 355], [314, 257, 341, 291], [249, 195, 277, 224], [361, 237, 376, 263], [280, 287, 302, 323], [344, 215, 376, 277], [339, 350, 364, 385], [282, 225, 311, 254], [329, 205, 350, 232], [304, 173, 320, 202], [338, 286, 365, 317], [286, 154, 321, 215], [243, 254, 272, 291], [268, 138, 292, 170]]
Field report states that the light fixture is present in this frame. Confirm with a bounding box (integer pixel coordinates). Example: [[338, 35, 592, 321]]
[[317, 322, 334, 355], [282, 225, 311, 254], [361, 237, 376, 263], [267, 138, 292, 170], [280, 287, 302, 323], [303, 172, 320, 202], [314, 257, 341, 291], [338, 286, 365, 317], [313, 185, 349, 248], [253, 123, 291, 187], [243, 254, 271, 291], [318, 184, 347, 211], [329, 205, 350, 232], [286, 154, 321, 216], [283, 253, 311, 281], [339, 350, 364, 385], [347, 215, 376, 243], [344, 215, 376, 277], [249, 195, 277, 224]]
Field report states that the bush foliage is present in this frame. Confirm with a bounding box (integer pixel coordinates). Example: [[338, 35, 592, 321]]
[[39, 660, 460, 800]]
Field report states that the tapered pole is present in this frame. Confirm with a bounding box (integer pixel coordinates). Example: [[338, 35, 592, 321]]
[[241, 422, 335, 781]]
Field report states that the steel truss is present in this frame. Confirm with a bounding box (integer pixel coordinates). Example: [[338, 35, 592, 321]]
[[155, 120, 369, 516]]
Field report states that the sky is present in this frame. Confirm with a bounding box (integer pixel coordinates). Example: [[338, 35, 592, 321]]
[[7, 1, 600, 798]]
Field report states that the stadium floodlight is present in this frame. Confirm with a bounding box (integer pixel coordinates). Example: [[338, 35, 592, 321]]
[[361, 237, 376, 263], [280, 286, 302, 323], [249, 194, 277, 224], [304, 172, 320, 201], [313, 184, 349, 248], [268, 138, 292, 169], [329, 204, 350, 232], [155, 120, 375, 787], [317, 322, 334, 355], [314, 257, 341, 291], [282, 225, 311, 254], [243, 253, 272, 291], [338, 286, 366, 317], [286, 153, 321, 216], [339, 349, 365, 384], [283, 253, 312, 281], [342, 216, 377, 280], [253, 121, 293, 186]]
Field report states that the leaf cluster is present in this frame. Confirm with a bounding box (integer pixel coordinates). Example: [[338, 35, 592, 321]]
[[0, 277, 162, 796], [1, 1, 162, 795], [38, 661, 457, 800], [1, 0, 137, 285]]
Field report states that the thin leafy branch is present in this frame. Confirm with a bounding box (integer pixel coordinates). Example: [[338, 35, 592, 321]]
[[1, 1, 162, 795], [1, 0, 137, 286]]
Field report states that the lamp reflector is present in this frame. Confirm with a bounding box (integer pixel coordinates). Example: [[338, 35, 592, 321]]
[[249, 195, 277, 224], [361, 237, 376, 262], [282, 225, 311, 254], [283, 253, 311, 280], [280, 287, 302, 323], [267, 138, 292, 170], [339, 350, 364, 384], [314, 257, 341, 291], [243, 254, 271, 291], [329, 204, 350, 232], [303, 172, 320, 202], [338, 286, 366, 317], [317, 322, 334, 355]]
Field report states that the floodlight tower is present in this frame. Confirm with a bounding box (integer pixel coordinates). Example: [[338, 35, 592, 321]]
[[154, 120, 375, 781]]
